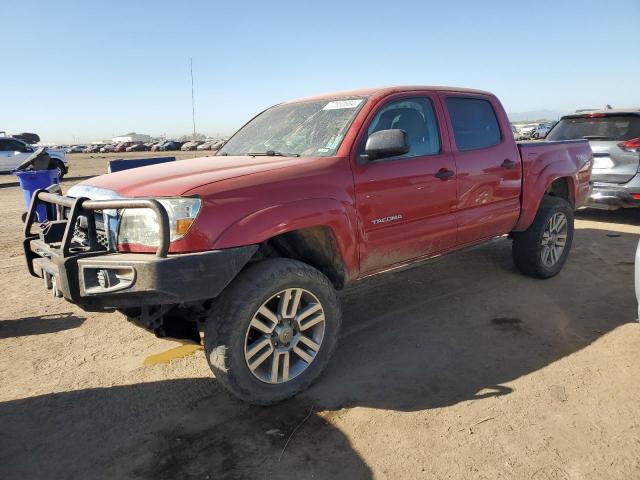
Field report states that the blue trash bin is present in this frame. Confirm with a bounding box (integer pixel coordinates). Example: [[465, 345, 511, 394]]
[[13, 169, 60, 222]]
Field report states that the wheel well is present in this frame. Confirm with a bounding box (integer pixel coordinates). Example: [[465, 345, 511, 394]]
[[545, 178, 573, 206], [251, 227, 347, 289]]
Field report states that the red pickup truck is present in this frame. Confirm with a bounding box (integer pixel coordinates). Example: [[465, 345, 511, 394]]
[[23, 86, 592, 404]]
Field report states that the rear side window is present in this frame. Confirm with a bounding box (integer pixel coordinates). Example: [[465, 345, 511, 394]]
[[446, 97, 502, 150], [546, 115, 640, 141]]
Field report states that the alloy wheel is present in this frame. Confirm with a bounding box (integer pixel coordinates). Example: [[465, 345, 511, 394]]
[[541, 212, 568, 268], [244, 288, 325, 384]]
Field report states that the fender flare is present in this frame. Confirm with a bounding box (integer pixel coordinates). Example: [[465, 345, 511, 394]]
[[514, 162, 577, 232], [214, 198, 359, 280]]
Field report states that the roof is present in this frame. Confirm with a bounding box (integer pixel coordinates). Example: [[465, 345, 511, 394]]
[[565, 108, 640, 117], [284, 85, 493, 104]]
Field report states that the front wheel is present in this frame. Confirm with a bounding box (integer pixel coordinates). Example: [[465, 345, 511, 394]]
[[54, 160, 66, 180], [512, 196, 574, 278], [204, 258, 341, 405]]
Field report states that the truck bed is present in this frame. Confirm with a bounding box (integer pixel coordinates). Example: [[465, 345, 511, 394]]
[[514, 139, 592, 231]]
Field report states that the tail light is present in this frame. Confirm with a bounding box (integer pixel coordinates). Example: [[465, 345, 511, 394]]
[[618, 137, 640, 153]]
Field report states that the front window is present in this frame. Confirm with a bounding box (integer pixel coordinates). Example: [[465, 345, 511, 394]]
[[357, 97, 441, 158], [218, 97, 367, 157]]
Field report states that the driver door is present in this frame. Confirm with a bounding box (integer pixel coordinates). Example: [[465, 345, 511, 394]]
[[351, 95, 458, 274]]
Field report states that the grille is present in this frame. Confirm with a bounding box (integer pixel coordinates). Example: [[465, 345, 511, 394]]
[[93, 211, 109, 249], [71, 211, 109, 250], [96, 230, 109, 249]]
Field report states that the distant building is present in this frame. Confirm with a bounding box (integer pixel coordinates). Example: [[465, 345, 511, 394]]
[[112, 132, 151, 144]]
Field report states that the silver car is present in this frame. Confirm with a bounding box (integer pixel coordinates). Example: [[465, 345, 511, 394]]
[[546, 109, 640, 209]]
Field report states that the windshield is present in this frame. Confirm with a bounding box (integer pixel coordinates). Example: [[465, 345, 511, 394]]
[[547, 114, 640, 141], [218, 97, 367, 157]]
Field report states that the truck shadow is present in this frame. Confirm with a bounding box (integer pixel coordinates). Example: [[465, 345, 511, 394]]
[[0, 312, 85, 339], [0, 379, 372, 480], [0, 227, 636, 479]]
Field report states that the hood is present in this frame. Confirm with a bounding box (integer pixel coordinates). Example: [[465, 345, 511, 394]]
[[76, 155, 307, 197]]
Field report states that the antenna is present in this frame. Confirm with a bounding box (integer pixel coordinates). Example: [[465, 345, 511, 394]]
[[190, 57, 196, 139]]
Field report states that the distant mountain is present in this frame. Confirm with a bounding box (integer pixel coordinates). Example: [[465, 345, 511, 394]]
[[508, 110, 569, 122]]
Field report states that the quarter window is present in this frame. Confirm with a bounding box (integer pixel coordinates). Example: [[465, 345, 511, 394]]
[[360, 97, 440, 158], [446, 97, 502, 150]]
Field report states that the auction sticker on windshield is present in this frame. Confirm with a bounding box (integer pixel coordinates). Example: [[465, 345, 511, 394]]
[[323, 99, 363, 110]]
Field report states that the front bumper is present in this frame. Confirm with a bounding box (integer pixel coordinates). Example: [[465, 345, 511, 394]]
[[586, 174, 640, 210], [23, 190, 257, 311]]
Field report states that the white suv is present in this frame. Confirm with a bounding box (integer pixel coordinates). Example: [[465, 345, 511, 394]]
[[0, 137, 68, 178]]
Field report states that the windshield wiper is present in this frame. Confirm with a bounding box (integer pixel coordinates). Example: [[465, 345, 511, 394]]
[[246, 150, 300, 157]]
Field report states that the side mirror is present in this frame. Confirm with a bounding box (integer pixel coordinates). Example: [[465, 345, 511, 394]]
[[22, 146, 33, 153], [364, 129, 409, 161]]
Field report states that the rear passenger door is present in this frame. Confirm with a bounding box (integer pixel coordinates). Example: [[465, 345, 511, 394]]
[[351, 94, 458, 274], [442, 95, 522, 245]]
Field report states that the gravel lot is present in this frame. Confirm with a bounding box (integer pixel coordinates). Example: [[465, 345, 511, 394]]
[[1, 154, 639, 479]]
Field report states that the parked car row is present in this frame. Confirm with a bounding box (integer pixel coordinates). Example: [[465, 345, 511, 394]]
[[181, 139, 227, 151], [512, 122, 556, 140], [65, 138, 227, 154]]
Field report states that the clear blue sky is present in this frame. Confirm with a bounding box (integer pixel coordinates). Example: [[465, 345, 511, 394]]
[[2, 0, 638, 144]]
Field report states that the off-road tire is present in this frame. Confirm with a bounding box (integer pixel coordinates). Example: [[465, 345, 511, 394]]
[[512, 196, 574, 278], [204, 258, 341, 405]]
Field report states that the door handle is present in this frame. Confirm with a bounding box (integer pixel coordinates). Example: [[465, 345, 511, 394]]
[[435, 168, 455, 180], [501, 159, 516, 169]]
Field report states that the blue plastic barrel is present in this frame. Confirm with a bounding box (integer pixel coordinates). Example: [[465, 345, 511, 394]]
[[13, 169, 60, 222]]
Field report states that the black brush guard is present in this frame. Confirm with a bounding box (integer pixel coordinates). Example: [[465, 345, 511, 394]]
[[23, 189, 170, 268], [22, 189, 257, 315]]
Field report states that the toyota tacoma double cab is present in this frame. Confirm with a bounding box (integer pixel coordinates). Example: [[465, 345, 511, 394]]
[[22, 86, 592, 404]]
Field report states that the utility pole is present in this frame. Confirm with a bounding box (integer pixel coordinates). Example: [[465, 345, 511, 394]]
[[190, 57, 196, 139]]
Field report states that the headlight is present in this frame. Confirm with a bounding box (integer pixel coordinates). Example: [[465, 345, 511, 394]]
[[117, 197, 201, 247]]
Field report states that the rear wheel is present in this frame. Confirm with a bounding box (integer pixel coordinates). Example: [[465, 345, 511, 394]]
[[512, 196, 574, 278], [204, 258, 341, 405]]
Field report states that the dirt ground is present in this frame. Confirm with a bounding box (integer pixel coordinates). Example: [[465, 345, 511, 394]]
[[1, 155, 639, 480]]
